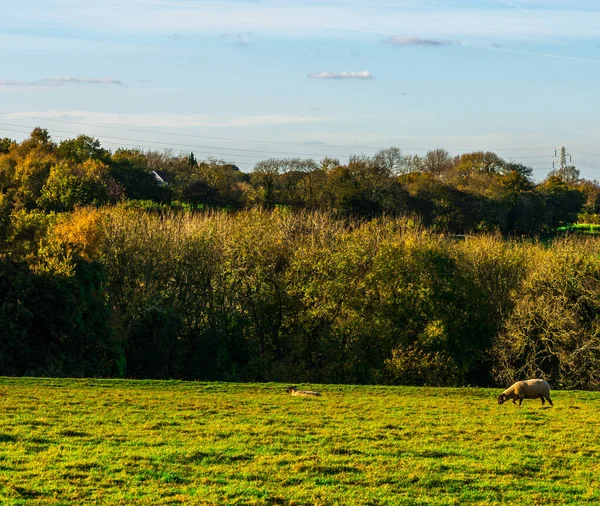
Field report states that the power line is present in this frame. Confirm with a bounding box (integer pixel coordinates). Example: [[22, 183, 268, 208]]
[[0, 126, 255, 168], [0, 111, 383, 150], [507, 156, 555, 159], [0, 121, 572, 173], [0, 121, 356, 159], [0, 125, 579, 178], [0, 121, 557, 169], [573, 160, 600, 172], [0, 111, 555, 152], [570, 149, 600, 160]]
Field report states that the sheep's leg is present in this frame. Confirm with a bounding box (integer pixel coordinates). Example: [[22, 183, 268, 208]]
[[540, 395, 545, 406], [518, 398, 523, 406], [545, 396, 553, 406], [512, 399, 517, 405]]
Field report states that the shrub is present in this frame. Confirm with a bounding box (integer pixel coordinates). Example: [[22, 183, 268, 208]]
[[492, 238, 600, 390]]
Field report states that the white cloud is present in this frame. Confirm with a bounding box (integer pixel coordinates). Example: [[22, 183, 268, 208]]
[[307, 70, 373, 80]]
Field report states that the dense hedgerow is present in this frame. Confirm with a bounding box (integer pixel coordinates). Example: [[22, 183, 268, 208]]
[[2, 206, 600, 388]]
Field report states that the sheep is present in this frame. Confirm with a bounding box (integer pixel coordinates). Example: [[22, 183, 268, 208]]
[[497, 379, 553, 407], [286, 386, 322, 397]]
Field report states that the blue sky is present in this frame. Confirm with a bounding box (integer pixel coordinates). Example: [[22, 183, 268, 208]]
[[1, 0, 599, 177]]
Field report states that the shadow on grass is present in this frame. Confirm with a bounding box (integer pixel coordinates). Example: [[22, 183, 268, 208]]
[[13, 487, 44, 499], [172, 450, 254, 465], [58, 429, 90, 438]]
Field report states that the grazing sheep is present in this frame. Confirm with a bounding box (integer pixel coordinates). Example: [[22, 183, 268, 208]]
[[286, 386, 321, 397], [498, 379, 553, 407]]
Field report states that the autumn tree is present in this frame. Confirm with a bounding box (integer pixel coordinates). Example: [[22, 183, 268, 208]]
[[453, 151, 506, 177]]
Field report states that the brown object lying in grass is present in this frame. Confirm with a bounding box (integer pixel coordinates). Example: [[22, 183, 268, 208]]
[[498, 379, 553, 407], [286, 386, 322, 397]]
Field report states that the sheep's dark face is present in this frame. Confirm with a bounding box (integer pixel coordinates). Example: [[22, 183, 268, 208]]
[[498, 394, 507, 405], [286, 386, 297, 394]]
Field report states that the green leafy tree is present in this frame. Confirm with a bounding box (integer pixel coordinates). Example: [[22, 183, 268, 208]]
[[110, 149, 168, 202], [251, 159, 282, 208], [14, 128, 55, 157], [0, 137, 14, 154], [0, 258, 123, 377], [505, 191, 546, 235], [576, 179, 600, 216], [493, 243, 600, 390], [325, 156, 410, 217], [57, 135, 109, 164], [536, 176, 585, 229], [37, 160, 116, 212], [274, 158, 321, 208]]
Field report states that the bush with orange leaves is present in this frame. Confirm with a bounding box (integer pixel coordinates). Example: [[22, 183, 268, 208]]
[[34, 208, 106, 276], [51, 207, 104, 261]]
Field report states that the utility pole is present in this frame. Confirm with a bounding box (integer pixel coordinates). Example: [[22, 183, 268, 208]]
[[553, 146, 572, 181]]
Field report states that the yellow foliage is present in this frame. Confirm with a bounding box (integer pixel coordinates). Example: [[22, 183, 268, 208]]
[[0, 154, 16, 187], [10, 151, 56, 209], [13, 151, 56, 185], [77, 159, 109, 179], [50, 207, 105, 262]]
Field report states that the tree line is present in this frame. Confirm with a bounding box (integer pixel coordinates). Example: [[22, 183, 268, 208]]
[[1, 128, 597, 237], [1, 129, 600, 389]]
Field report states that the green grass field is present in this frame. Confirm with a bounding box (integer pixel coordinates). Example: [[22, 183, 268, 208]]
[[556, 223, 600, 235], [0, 378, 599, 505]]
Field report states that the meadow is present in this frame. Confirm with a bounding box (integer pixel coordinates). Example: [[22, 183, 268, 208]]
[[0, 379, 599, 505]]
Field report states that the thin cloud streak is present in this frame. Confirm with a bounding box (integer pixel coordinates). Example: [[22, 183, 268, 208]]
[[385, 36, 459, 46], [307, 70, 373, 79], [4, 2, 600, 41], [43, 77, 125, 85], [7, 110, 330, 128], [0, 77, 124, 88], [489, 0, 524, 9], [471, 44, 600, 64], [329, 26, 600, 65]]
